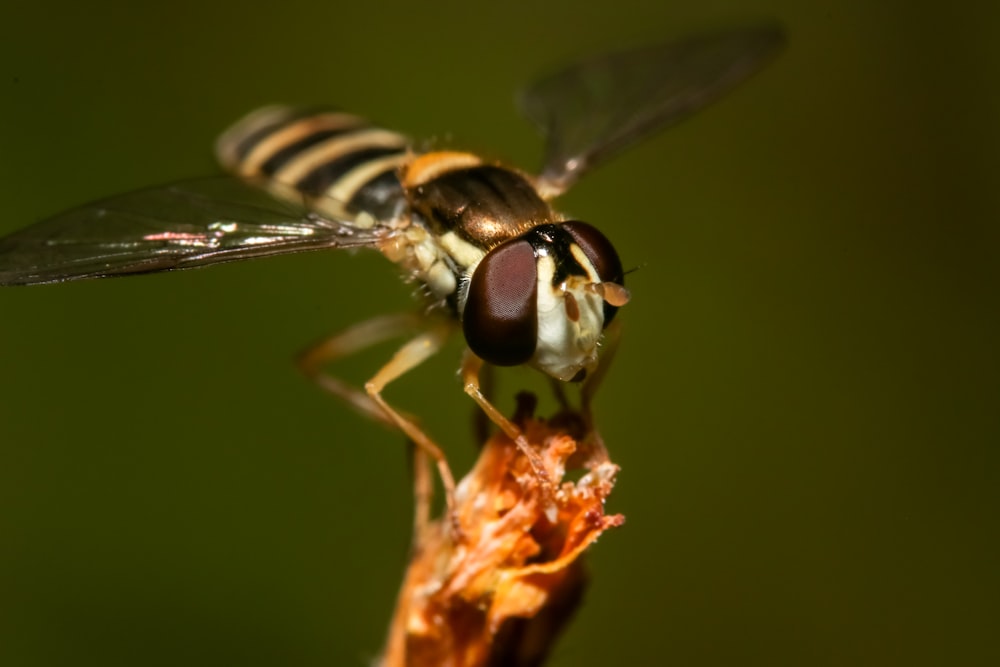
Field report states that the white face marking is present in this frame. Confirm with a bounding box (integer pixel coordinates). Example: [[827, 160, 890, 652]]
[[530, 254, 605, 382]]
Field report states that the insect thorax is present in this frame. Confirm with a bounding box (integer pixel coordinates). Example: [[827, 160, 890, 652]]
[[403, 153, 554, 248], [399, 151, 557, 305]]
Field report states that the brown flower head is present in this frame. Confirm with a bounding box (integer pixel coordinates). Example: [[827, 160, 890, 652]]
[[379, 403, 623, 667]]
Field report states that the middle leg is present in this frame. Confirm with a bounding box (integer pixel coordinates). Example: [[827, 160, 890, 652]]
[[365, 322, 461, 530]]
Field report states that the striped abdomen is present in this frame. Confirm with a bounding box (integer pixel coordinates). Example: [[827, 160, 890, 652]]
[[216, 106, 410, 220]]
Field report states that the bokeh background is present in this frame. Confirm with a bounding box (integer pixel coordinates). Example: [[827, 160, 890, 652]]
[[0, 1, 997, 665]]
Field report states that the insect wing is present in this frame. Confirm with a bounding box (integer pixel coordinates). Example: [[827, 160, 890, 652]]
[[0, 178, 389, 286], [519, 22, 785, 195]]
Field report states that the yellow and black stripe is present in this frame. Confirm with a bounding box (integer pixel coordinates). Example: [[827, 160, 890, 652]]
[[216, 105, 411, 219]]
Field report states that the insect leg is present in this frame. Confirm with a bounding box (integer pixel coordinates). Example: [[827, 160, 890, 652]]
[[461, 349, 554, 499], [471, 361, 496, 445], [364, 322, 460, 533], [548, 376, 571, 412], [408, 433, 434, 544], [297, 312, 423, 427], [297, 312, 446, 537], [577, 319, 624, 465]]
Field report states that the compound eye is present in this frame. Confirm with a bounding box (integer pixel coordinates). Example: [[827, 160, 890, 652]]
[[463, 239, 538, 366], [561, 220, 624, 326]]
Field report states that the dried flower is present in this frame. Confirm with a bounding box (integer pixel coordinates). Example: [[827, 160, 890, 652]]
[[378, 399, 623, 667]]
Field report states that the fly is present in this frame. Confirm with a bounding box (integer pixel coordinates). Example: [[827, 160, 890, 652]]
[[0, 23, 784, 517]]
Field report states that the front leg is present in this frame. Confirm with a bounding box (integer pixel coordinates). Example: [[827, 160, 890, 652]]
[[461, 349, 553, 501], [576, 319, 624, 465]]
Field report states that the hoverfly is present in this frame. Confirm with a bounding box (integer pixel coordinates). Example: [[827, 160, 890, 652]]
[[0, 23, 784, 515]]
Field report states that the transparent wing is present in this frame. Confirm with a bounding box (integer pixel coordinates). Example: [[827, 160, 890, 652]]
[[519, 22, 786, 195], [0, 177, 393, 286]]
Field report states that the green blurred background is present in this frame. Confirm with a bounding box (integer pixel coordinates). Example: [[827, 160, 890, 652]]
[[0, 1, 997, 665]]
